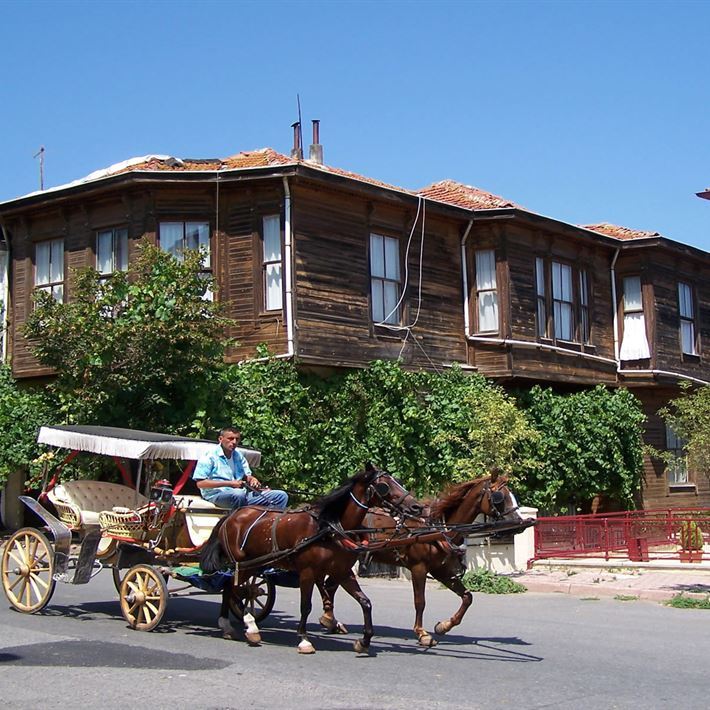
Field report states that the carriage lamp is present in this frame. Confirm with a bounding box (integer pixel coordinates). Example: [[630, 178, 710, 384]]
[[150, 479, 174, 506]]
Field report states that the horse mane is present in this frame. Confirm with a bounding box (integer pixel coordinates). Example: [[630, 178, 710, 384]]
[[311, 467, 375, 524], [429, 475, 490, 520]]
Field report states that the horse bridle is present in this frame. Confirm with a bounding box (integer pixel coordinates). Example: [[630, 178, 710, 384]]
[[350, 471, 420, 517], [480, 479, 516, 520]]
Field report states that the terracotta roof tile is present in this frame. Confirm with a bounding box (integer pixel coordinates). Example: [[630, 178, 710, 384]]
[[581, 223, 660, 241], [416, 179, 522, 210]]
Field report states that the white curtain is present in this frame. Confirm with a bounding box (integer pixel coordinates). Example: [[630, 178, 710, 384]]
[[620, 277, 650, 360], [476, 250, 498, 332], [620, 312, 650, 360], [97, 230, 113, 274], [263, 216, 282, 310], [159, 222, 183, 259]]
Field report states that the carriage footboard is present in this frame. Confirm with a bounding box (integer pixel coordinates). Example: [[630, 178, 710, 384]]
[[18, 495, 72, 578]]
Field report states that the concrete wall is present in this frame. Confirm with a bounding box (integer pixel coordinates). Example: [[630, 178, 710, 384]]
[[465, 506, 538, 573]]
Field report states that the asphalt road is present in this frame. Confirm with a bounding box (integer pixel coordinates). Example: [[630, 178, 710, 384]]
[[1, 571, 708, 710]]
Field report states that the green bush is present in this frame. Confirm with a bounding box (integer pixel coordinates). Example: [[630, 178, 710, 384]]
[[515, 385, 645, 513], [221, 358, 537, 497], [666, 593, 710, 609], [461, 568, 526, 594], [0, 365, 55, 488]]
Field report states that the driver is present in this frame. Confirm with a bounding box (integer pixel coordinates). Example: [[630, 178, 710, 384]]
[[193, 426, 288, 511]]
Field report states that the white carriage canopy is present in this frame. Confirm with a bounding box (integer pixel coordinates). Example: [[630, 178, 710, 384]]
[[37, 425, 261, 468]]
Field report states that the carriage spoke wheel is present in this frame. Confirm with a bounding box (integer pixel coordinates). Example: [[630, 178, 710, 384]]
[[1, 527, 56, 613], [119, 564, 167, 632], [228, 573, 276, 623]]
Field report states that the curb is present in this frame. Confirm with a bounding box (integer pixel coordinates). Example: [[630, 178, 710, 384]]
[[519, 579, 710, 602]]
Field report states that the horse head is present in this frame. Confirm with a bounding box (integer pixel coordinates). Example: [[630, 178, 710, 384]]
[[477, 468, 521, 522], [431, 467, 522, 527], [361, 462, 423, 519]]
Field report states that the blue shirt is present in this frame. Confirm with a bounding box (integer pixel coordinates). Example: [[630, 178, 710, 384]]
[[193, 445, 252, 503]]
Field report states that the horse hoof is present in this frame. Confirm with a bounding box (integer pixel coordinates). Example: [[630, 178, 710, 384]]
[[245, 632, 262, 646], [434, 621, 453, 635], [218, 617, 238, 640], [353, 640, 370, 655], [417, 633, 438, 648], [335, 622, 349, 635], [319, 614, 336, 632], [298, 640, 316, 654]]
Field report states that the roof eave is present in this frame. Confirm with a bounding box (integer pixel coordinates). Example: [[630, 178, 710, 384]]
[[0, 164, 299, 215], [473, 207, 623, 248]]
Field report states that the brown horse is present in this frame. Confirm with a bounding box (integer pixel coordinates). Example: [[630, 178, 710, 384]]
[[199, 463, 421, 654], [318, 470, 525, 647]]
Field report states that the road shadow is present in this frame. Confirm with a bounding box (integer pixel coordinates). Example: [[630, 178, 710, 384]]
[[0, 639, 230, 669]]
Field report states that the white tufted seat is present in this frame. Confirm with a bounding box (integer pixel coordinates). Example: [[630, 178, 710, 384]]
[[174, 494, 226, 546], [47, 481, 148, 527]]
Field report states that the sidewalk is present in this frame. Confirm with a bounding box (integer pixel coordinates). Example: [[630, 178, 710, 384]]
[[513, 559, 710, 602]]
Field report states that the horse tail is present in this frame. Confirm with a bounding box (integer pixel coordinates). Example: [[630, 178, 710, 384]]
[[200, 515, 230, 573]]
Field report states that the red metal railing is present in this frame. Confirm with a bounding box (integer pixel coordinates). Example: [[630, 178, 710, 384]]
[[533, 508, 710, 562]]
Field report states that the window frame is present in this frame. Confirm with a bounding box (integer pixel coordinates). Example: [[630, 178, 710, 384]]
[[158, 220, 213, 300], [34, 238, 65, 303], [678, 281, 697, 356], [96, 226, 129, 279], [666, 424, 694, 490], [474, 249, 499, 334], [619, 274, 651, 361], [261, 214, 283, 313], [535, 257, 590, 345], [369, 232, 402, 326]]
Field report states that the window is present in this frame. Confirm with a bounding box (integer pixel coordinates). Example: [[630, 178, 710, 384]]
[[96, 227, 128, 278], [678, 282, 697, 355], [262, 215, 282, 311], [159, 221, 212, 299], [552, 262, 573, 341], [579, 270, 590, 344], [35, 238, 64, 302], [370, 233, 400, 325], [666, 424, 690, 486], [474, 250, 498, 333], [535, 258, 589, 343], [535, 257, 547, 338], [159, 221, 210, 263], [619, 276, 650, 360]]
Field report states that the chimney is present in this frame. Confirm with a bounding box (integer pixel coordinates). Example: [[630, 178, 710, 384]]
[[308, 120, 323, 165], [291, 122, 303, 160]]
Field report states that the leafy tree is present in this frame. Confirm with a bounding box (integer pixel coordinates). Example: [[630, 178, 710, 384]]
[[659, 382, 710, 482], [24, 241, 232, 433], [516, 385, 645, 513], [0, 365, 54, 487]]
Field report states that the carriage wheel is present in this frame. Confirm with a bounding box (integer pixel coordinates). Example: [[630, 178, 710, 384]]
[[228, 572, 276, 623], [119, 564, 168, 631], [1, 527, 56, 613]]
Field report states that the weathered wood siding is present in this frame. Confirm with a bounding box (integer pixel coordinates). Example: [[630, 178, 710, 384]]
[[467, 221, 617, 384], [635, 387, 710, 509], [291, 182, 467, 370], [220, 185, 288, 361], [616, 246, 709, 382]]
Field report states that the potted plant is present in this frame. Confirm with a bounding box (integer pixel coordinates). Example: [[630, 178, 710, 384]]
[[679, 520, 704, 563]]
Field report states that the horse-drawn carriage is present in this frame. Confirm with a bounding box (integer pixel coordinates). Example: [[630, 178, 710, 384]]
[[0, 425, 279, 631], [2, 424, 534, 653]]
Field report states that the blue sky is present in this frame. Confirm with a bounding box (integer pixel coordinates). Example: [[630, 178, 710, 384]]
[[2, 0, 709, 251]]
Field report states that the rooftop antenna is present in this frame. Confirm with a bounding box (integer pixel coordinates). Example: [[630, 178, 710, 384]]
[[33, 146, 45, 190]]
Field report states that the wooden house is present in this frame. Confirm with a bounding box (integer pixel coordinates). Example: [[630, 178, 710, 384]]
[[1, 130, 708, 508]]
